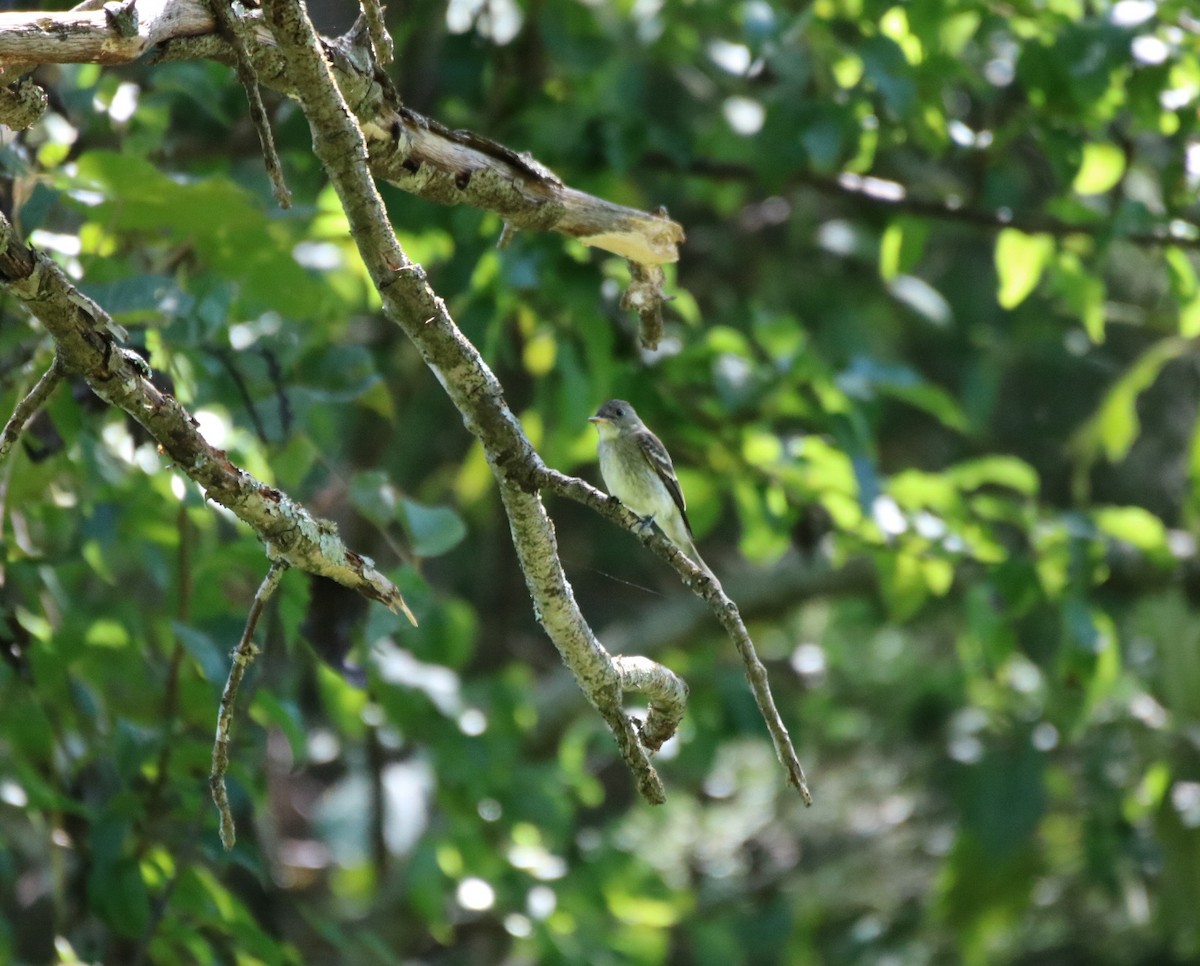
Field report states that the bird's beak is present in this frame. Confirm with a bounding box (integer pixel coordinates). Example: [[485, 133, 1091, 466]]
[[588, 416, 607, 425]]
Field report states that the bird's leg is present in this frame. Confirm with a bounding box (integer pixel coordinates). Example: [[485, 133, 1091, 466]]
[[635, 515, 656, 534]]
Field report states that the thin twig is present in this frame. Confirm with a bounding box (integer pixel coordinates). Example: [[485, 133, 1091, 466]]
[[207, 0, 291, 207], [209, 347, 269, 443], [0, 355, 64, 465], [657, 153, 1200, 252], [210, 560, 287, 850], [358, 0, 392, 65], [539, 466, 814, 805]]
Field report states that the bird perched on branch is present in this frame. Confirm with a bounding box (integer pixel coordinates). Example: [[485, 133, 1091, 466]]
[[589, 399, 717, 584]]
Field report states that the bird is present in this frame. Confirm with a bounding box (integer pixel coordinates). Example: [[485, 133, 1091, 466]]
[[588, 399, 717, 582]]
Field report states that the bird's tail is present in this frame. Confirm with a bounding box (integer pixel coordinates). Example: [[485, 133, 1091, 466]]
[[685, 540, 722, 591], [662, 516, 722, 590]]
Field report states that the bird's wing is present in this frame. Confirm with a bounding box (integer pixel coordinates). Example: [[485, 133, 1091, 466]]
[[635, 429, 694, 536]]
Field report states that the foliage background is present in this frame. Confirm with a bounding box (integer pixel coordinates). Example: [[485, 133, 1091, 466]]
[[3, 0, 1200, 962]]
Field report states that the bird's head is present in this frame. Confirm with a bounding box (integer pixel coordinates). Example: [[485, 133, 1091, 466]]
[[588, 399, 642, 439]]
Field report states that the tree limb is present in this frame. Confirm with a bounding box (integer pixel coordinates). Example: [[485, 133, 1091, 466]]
[[661, 154, 1200, 252], [0, 0, 684, 267], [0, 0, 216, 65], [259, 0, 682, 803], [538, 467, 814, 805], [0, 212, 416, 622]]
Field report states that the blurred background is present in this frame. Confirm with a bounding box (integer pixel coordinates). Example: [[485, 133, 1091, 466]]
[[3, 0, 1200, 962]]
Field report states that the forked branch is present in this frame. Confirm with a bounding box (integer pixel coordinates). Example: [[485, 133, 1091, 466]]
[[259, 0, 689, 803]]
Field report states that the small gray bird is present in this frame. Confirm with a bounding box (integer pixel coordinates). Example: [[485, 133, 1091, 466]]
[[589, 399, 715, 580]]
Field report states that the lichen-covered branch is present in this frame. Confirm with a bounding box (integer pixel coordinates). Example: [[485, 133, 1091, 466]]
[[613, 655, 688, 753], [0, 212, 415, 622], [205, 0, 291, 208], [210, 560, 286, 850], [0, 0, 683, 268], [496, 480, 666, 803], [260, 0, 678, 802], [0, 0, 216, 65], [537, 466, 814, 805], [0, 75, 48, 129]]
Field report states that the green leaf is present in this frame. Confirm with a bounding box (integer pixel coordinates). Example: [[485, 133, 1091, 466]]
[[1053, 251, 1106, 342], [995, 229, 1055, 309], [948, 456, 1040, 497], [879, 218, 929, 282], [1179, 299, 1200, 338], [884, 381, 968, 431], [1093, 506, 1168, 556], [348, 469, 398, 529], [399, 499, 467, 557], [1072, 337, 1189, 463], [876, 550, 929, 620], [250, 692, 307, 766], [171, 622, 227, 686], [880, 221, 903, 281], [1165, 247, 1198, 301], [1072, 142, 1126, 195]]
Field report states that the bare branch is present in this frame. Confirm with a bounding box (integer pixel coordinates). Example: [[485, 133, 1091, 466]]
[[377, 117, 684, 262], [205, 0, 291, 207], [613, 655, 688, 753], [661, 154, 1200, 252], [0, 211, 416, 623], [0, 0, 682, 266], [0, 0, 216, 65], [260, 0, 671, 803], [210, 560, 287, 850], [0, 355, 63, 465], [538, 467, 814, 805], [358, 0, 392, 66]]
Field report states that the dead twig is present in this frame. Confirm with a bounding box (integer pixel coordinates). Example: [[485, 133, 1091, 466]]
[[0, 355, 64, 465], [210, 560, 287, 850], [206, 0, 291, 207]]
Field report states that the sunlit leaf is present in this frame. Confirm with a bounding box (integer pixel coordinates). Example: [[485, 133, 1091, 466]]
[[1093, 505, 1167, 555], [1071, 337, 1189, 464], [948, 456, 1040, 497], [995, 229, 1055, 309], [1072, 142, 1126, 195]]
